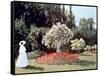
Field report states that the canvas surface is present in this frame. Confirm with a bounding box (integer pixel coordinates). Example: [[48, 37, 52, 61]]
[[11, 1, 98, 74]]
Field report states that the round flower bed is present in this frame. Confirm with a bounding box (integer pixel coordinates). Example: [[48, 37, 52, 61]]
[[36, 52, 80, 65]]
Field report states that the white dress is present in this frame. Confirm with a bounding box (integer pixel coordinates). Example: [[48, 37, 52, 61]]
[[16, 45, 28, 67]]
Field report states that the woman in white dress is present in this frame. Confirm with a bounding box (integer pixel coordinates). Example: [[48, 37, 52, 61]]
[[16, 40, 28, 67]]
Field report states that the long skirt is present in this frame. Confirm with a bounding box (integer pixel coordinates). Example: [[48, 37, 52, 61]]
[[16, 52, 28, 67]]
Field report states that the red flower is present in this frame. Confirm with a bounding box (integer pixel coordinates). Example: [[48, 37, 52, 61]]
[[36, 52, 80, 65]]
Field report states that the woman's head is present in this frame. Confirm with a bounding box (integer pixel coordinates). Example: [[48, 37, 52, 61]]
[[19, 40, 26, 46]]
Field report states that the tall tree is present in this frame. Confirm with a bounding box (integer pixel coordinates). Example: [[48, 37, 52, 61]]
[[87, 18, 94, 31], [79, 18, 95, 31], [79, 18, 87, 26], [67, 5, 76, 28], [62, 5, 65, 14], [70, 5, 72, 26]]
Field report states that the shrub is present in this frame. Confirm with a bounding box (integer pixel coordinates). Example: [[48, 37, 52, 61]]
[[27, 24, 40, 50], [36, 52, 79, 65], [72, 26, 97, 46], [27, 50, 45, 59], [70, 38, 86, 52], [39, 27, 50, 35], [42, 22, 73, 52]]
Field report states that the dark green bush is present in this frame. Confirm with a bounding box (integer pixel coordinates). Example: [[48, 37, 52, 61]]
[[27, 50, 45, 59], [72, 27, 97, 46]]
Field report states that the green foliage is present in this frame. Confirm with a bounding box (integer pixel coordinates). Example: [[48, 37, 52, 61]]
[[15, 18, 29, 41], [26, 24, 50, 51], [14, 2, 97, 56], [72, 17, 97, 46], [79, 18, 95, 31], [15, 2, 76, 28], [78, 26, 97, 45], [87, 18, 95, 31], [15, 18, 29, 34], [79, 18, 87, 26], [27, 24, 40, 50], [27, 50, 45, 59], [39, 27, 50, 35], [15, 18, 29, 58]]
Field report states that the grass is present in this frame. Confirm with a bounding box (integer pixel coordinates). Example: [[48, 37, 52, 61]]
[[15, 53, 97, 74]]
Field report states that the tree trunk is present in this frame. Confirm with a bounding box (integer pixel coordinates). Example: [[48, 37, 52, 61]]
[[62, 5, 65, 15], [90, 24, 93, 31], [69, 5, 72, 28], [56, 42, 61, 52]]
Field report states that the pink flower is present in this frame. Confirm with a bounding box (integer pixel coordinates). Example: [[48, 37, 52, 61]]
[[36, 52, 80, 64]]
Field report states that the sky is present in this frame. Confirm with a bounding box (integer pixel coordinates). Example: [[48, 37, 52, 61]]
[[64, 5, 97, 29]]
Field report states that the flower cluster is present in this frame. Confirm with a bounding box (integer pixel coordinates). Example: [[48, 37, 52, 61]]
[[84, 44, 97, 51], [36, 52, 79, 65], [83, 44, 97, 54], [42, 23, 73, 50], [70, 38, 86, 51]]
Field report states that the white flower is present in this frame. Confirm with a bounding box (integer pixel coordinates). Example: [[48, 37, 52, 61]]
[[42, 23, 73, 50], [70, 38, 86, 51]]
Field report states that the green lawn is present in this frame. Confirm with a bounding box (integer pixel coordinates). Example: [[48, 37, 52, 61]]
[[15, 53, 97, 74]]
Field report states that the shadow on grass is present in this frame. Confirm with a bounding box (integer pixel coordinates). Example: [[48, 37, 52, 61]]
[[74, 60, 96, 66], [22, 65, 44, 71]]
